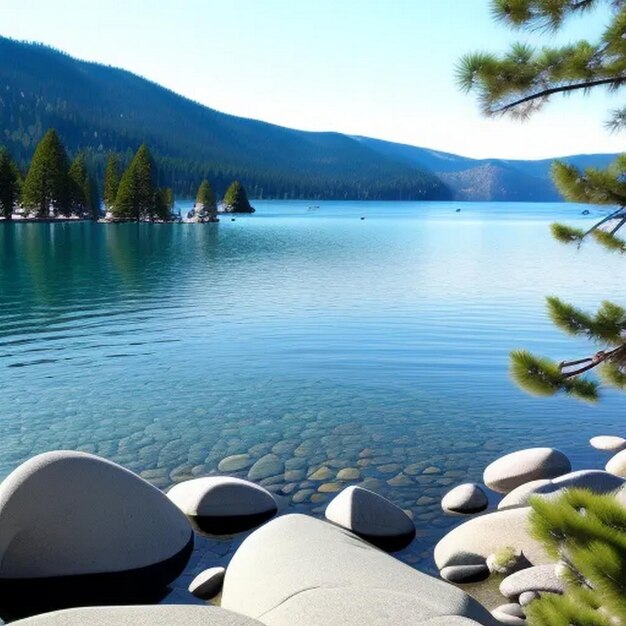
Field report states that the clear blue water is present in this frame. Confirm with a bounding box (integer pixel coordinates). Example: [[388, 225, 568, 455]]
[[0, 200, 623, 597]]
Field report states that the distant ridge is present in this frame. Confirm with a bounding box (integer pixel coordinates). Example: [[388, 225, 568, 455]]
[[0, 36, 618, 202]]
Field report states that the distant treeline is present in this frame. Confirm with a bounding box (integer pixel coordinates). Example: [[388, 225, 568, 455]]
[[0, 129, 254, 221], [0, 37, 451, 202]]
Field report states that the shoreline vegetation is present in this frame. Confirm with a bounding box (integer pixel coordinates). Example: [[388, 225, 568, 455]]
[[0, 128, 255, 225]]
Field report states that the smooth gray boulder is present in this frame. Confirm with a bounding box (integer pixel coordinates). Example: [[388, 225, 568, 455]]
[[491, 604, 525, 625], [500, 564, 563, 600], [483, 448, 571, 494], [11, 606, 263, 625], [167, 476, 277, 534], [590, 435, 626, 452], [189, 566, 226, 600], [221, 513, 497, 625], [434, 507, 550, 571], [440, 564, 490, 584], [498, 470, 624, 509], [606, 449, 626, 477], [0, 451, 193, 610], [442, 483, 488, 515], [324, 486, 415, 551]]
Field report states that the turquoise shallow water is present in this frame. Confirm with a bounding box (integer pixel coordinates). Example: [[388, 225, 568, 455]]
[[0, 200, 623, 599]]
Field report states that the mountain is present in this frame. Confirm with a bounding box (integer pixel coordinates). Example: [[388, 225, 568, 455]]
[[0, 37, 448, 201], [0, 36, 618, 202], [353, 137, 617, 202]]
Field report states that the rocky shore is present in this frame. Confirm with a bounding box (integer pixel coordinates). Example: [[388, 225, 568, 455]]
[[0, 432, 620, 624]]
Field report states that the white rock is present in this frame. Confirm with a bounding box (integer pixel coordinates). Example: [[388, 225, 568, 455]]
[[0, 451, 192, 605], [167, 476, 277, 534], [189, 566, 226, 600], [483, 448, 571, 494], [11, 606, 263, 625], [590, 435, 626, 452], [325, 486, 415, 551], [498, 470, 624, 509], [518, 591, 540, 607], [441, 483, 488, 515], [434, 507, 550, 570], [500, 564, 564, 600], [221, 513, 496, 625], [606, 449, 626, 477], [491, 603, 526, 625]]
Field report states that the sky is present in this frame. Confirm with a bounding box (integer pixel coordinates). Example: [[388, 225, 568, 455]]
[[1, 0, 624, 159]]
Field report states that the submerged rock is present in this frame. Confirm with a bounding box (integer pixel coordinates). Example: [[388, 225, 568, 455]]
[[167, 476, 277, 534], [441, 483, 488, 515], [483, 448, 571, 494], [218, 454, 253, 472], [247, 454, 284, 481], [325, 486, 416, 551]]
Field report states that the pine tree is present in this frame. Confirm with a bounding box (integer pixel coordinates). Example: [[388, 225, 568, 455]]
[[103, 153, 120, 210], [0, 148, 19, 220], [86, 175, 100, 220], [223, 180, 254, 213], [526, 489, 626, 625], [21, 129, 70, 218], [195, 179, 217, 221], [458, 0, 626, 401], [68, 152, 89, 216], [112, 144, 156, 221], [153, 187, 173, 221]]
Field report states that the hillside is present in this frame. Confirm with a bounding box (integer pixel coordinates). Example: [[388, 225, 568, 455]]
[[0, 36, 618, 202], [353, 137, 617, 202], [0, 37, 448, 201]]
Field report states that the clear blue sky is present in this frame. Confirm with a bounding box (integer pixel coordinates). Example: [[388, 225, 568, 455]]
[[2, 0, 623, 159]]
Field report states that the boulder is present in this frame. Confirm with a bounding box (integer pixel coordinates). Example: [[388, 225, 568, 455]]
[[189, 566, 226, 600], [590, 435, 626, 452], [324, 486, 416, 551], [498, 470, 624, 509], [500, 565, 563, 600], [167, 476, 277, 534], [0, 451, 193, 612], [491, 604, 525, 625], [442, 483, 488, 515], [483, 448, 571, 494], [11, 606, 263, 625], [606, 449, 626, 478], [218, 455, 253, 472], [434, 507, 550, 571], [440, 564, 490, 584], [221, 513, 498, 625]]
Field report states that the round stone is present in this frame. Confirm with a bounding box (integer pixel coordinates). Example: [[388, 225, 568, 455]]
[[247, 454, 284, 481], [483, 448, 571, 494], [590, 435, 626, 452], [218, 455, 253, 472], [491, 603, 526, 625], [500, 564, 564, 600], [336, 467, 360, 480], [606, 449, 626, 477], [188, 566, 226, 600], [441, 483, 488, 515], [324, 486, 416, 552], [519, 591, 540, 607], [167, 476, 277, 534], [440, 564, 490, 584]]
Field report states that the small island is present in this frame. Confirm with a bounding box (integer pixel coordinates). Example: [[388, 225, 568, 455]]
[[0, 128, 255, 223]]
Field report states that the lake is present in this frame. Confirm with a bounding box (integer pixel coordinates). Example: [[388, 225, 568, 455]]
[[0, 200, 623, 599]]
